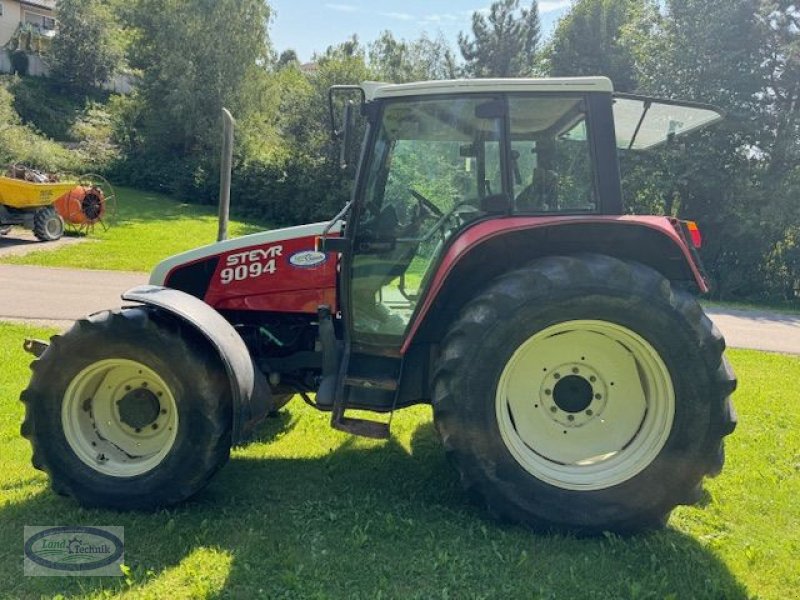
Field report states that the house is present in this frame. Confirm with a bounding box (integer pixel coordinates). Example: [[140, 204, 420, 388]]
[[0, 0, 56, 48], [0, 1, 56, 75]]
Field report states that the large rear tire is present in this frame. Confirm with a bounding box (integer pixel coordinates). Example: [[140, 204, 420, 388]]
[[432, 254, 737, 533], [20, 308, 232, 509]]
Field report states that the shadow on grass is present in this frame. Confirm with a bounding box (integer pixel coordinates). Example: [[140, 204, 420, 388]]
[[1, 419, 749, 599]]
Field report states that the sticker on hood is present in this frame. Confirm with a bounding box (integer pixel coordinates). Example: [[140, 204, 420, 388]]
[[289, 250, 327, 268]]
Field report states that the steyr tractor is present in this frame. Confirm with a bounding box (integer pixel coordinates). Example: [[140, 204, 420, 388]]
[[21, 77, 737, 533]]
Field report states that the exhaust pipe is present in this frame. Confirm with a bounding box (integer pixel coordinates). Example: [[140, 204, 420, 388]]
[[218, 108, 235, 242]]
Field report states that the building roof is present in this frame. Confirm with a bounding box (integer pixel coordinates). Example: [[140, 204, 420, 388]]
[[20, 0, 57, 11], [364, 77, 614, 101]]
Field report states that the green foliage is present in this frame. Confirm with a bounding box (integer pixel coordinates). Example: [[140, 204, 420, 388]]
[[458, 0, 541, 77], [9, 50, 29, 76], [50, 0, 125, 94], [368, 31, 457, 83], [125, 0, 271, 157], [547, 0, 648, 92], [0, 80, 84, 173]]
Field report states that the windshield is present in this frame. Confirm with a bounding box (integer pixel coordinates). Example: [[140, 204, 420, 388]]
[[613, 95, 724, 150]]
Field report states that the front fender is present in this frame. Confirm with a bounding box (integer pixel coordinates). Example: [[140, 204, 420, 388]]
[[121, 285, 269, 444]]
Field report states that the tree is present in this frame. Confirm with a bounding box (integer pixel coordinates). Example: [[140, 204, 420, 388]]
[[276, 49, 299, 70], [368, 31, 457, 83], [51, 0, 125, 94], [458, 0, 541, 77], [623, 0, 771, 299], [547, 0, 650, 92], [122, 0, 272, 198]]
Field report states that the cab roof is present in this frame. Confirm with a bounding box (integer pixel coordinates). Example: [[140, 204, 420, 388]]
[[363, 77, 614, 101]]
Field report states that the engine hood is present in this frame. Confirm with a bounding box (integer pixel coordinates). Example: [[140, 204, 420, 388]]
[[149, 221, 339, 286]]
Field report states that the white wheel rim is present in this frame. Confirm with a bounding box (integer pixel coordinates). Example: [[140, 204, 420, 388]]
[[62, 359, 179, 477], [495, 320, 675, 490]]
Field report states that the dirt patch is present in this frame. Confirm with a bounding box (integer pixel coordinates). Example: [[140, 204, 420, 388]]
[[0, 228, 92, 258]]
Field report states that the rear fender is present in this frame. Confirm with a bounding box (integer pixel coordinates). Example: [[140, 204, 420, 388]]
[[402, 216, 708, 353], [121, 285, 269, 445]]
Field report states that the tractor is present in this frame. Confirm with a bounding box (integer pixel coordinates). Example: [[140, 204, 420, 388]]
[[20, 77, 737, 533]]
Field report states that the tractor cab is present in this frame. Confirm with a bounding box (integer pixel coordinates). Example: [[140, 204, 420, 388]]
[[321, 78, 723, 436]]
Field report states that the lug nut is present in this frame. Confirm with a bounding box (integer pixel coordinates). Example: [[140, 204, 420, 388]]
[[553, 373, 561, 380], [152, 423, 158, 430], [550, 406, 558, 413], [545, 389, 552, 396], [125, 385, 131, 391], [589, 376, 596, 383], [595, 393, 602, 400], [572, 367, 579, 374], [586, 409, 593, 416], [567, 415, 575, 421]]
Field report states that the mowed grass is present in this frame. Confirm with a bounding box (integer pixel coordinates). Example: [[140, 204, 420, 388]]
[[0, 322, 798, 599], [0, 188, 266, 272]]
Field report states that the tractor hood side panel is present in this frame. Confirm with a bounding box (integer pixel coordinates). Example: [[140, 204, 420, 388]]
[[150, 222, 339, 315]]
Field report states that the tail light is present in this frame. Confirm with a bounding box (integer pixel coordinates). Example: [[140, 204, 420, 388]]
[[685, 220, 702, 248]]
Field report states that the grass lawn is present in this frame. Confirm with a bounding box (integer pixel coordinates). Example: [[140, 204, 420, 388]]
[[0, 187, 266, 273], [0, 322, 797, 599]]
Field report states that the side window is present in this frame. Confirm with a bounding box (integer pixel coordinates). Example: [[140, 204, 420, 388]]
[[510, 97, 596, 213]]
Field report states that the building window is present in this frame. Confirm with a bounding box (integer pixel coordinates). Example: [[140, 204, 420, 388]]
[[24, 11, 56, 31]]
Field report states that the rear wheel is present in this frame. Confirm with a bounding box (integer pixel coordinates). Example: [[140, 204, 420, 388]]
[[21, 308, 232, 509], [32, 206, 64, 241], [432, 254, 737, 533]]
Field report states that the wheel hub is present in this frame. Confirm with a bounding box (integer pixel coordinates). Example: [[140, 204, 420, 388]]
[[538, 362, 608, 428], [553, 375, 592, 413], [117, 388, 161, 430]]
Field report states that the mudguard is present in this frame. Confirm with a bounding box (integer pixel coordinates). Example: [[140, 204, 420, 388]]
[[121, 285, 270, 445]]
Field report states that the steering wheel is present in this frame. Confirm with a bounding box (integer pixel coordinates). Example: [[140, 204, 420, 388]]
[[408, 188, 444, 219]]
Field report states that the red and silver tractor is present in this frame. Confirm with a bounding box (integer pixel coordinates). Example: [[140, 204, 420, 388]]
[[21, 77, 737, 533]]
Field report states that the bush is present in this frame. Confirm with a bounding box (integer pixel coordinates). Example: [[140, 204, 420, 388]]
[[0, 82, 84, 174], [9, 51, 28, 76]]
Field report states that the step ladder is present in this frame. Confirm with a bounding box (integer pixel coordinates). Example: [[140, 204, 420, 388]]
[[316, 306, 394, 440]]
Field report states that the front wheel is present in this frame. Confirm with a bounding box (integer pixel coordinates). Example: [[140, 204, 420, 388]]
[[32, 206, 64, 241], [432, 254, 737, 533], [21, 308, 232, 509]]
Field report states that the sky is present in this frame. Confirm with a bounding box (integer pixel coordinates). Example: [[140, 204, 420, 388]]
[[269, 1, 572, 63]]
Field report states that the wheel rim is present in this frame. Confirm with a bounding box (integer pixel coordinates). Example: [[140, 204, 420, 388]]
[[62, 359, 179, 477], [45, 215, 63, 239], [495, 320, 675, 491]]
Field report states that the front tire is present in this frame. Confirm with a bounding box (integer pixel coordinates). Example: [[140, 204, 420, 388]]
[[432, 254, 737, 533], [20, 308, 232, 509], [32, 206, 64, 241]]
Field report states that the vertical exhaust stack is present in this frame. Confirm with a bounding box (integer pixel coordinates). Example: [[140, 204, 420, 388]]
[[218, 108, 235, 242]]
